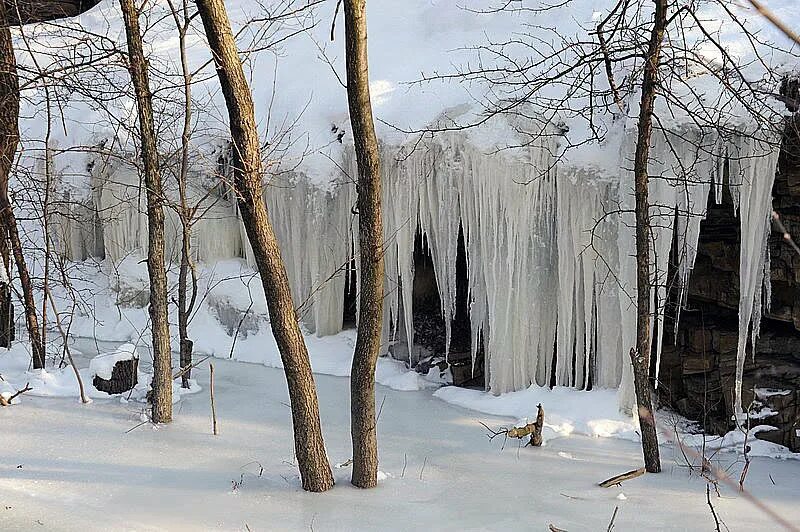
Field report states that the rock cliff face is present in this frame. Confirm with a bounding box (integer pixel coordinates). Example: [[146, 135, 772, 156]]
[[659, 112, 800, 451]]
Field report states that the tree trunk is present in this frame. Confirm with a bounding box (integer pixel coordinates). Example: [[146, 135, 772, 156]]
[[170, 5, 195, 390], [178, 226, 194, 388], [195, 0, 333, 492], [343, 0, 385, 489], [0, 226, 12, 348], [119, 0, 172, 423], [0, 2, 44, 368], [631, 0, 667, 474]]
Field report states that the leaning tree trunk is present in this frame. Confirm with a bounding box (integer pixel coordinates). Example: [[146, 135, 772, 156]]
[[631, 0, 667, 474], [0, 2, 44, 368], [195, 0, 333, 492], [343, 0, 385, 489], [119, 0, 172, 423]]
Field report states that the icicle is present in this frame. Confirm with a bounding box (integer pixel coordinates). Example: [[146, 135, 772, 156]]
[[729, 132, 780, 418], [53, 118, 784, 418]]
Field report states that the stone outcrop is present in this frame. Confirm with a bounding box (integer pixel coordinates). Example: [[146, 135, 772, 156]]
[[659, 114, 800, 451]]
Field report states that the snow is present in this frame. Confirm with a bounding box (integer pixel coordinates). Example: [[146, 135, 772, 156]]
[[2, 355, 800, 531], [434, 385, 638, 442], [678, 425, 799, 461], [756, 387, 793, 398], [3, 11, 798, 525], [0, 341, 200, 404], [14, 0, 798, 178]]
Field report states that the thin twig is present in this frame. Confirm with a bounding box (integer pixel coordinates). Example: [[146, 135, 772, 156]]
[[210, 363, 218, 435], [607, 506, 620, 532]]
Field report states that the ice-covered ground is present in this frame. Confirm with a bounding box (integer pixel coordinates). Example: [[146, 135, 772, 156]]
[[1, 257, 797, 530], [2, 346, 800, 531], [0, 358, 797, 531]]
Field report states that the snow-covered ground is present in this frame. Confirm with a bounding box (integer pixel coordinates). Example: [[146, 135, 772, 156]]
[[2, 346, 800, 531]]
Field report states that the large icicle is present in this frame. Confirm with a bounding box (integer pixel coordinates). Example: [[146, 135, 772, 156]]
[[728, 132, 781, 417]]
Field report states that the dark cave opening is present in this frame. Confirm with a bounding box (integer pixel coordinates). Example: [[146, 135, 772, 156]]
[[342, 248, 358, 329], [394, 223, 483, 387]]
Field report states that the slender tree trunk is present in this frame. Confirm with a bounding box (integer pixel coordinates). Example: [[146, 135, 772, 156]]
[[631, 0, 667, 474], [171, 5, 195, 389], [195, 0, 333, 492], [0, 3, 43, 368], [40, 88, 54, 351], [119, 0, 172, 423], [178, 224, 194, 388], [343, 0, 385, 489], [0, 242, 12, 348], [0, 6, 9, 347]]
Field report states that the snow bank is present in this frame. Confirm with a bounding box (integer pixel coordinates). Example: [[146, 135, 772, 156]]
[[672, 425, 800, 461], [435, 383, 800, 459], [0, 342, 200, 404], [434, 384, 639, 441], [47, 258, 445, 393]]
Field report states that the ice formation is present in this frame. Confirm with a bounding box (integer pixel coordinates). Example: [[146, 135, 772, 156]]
[[51, 118, 782, 412]]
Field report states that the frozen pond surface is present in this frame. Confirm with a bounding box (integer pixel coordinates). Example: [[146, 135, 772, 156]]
[[2, 349, 800, 531]]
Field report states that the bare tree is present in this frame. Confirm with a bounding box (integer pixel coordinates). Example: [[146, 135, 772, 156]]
[[341, 0, 385, 489], [195, 0, 334, 492], [0, 0, 105, 370], [0, 5, 22, 353], [166, 0, 199, 388], [628, 0, 668, 474], [119, 0, 173, 422]]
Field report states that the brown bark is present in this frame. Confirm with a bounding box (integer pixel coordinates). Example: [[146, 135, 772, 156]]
[[0, 2, 43, 369], [0, 224, 10, 347], [1, 0, 102, 25], [119, 0, 172, 423], [5, 210, 43, 367], [631, 0, 667, 474], [195, 0, 333, 492], [343, 0, 385, 489]]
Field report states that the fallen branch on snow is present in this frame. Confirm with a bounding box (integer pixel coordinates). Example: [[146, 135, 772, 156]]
[[480, 403, 545, 448], [0, 382, 32, 406], [598, 467, 646, 488]]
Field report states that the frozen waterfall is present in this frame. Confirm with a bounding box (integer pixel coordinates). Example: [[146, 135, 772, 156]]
[[51, 125, 782, 412]]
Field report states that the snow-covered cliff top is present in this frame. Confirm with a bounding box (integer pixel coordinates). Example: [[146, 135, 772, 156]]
[[12, 0, 800, 186]]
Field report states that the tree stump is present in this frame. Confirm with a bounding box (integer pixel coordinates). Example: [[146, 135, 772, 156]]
[[93, 358, 138, 395]]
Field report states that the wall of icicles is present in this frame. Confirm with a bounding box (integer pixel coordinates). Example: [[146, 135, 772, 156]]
[[51, 126, 781, 411]]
